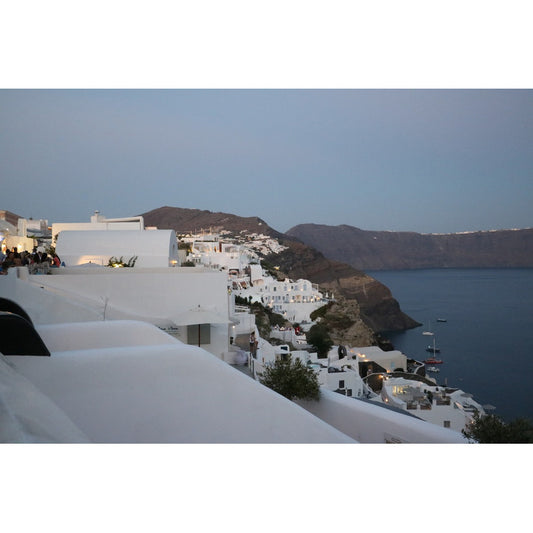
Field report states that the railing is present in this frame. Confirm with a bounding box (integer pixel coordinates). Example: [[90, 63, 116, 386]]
[[28, 263, 51, 275]]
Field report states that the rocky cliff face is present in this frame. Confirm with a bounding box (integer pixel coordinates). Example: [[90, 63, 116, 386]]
[[140, 207, 420, 337], [287, 224, 533, 271], [266, 238, 420, 333]]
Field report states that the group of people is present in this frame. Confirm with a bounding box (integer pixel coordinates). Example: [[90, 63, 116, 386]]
[[0, 247, 61, 275]]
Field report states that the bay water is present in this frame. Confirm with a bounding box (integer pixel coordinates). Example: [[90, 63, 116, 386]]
[[367, 268, 533, 422]]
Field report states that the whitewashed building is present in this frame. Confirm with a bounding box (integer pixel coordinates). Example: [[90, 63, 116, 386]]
[[379, 376, 485, 432], [0, 218, 35, 254], [1, 265, 234, 359], [52, 211, 146, 242], [52, 211, 179, 268], [56, 229, 179, 268], [183, 232, 329, 324]]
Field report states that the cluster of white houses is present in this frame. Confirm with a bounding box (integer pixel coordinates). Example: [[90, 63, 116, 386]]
[[183, 231, 330, 324], [0, 211, 481, 443]]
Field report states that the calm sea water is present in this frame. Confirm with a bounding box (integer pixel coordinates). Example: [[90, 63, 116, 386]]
[[367, 268, 533, 422]]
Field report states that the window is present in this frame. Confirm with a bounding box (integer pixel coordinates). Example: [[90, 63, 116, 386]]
[[347, 389, 352, 397], [339, 380, 345, 388], [443, 420, 451, 428], [187, 324, 211, 346]]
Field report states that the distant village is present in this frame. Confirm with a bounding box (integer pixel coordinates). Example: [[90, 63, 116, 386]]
[[0, 209, 485, 443]]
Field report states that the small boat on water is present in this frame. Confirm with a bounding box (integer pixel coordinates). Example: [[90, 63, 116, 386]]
[[422, 321, 434, 336], [437, 318, 447, 323], [426, 366, 440, 373], [424, 338, 442, 363], [424, 357, 443, 364], [425, 345, 441, 353]]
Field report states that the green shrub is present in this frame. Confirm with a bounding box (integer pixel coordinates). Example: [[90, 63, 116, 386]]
[[108, 256, 137, 268], [259, 355, 320, 401], [306, 323, 333, 358], [462, 412, 533, 443], [310, 303, 333, 321]]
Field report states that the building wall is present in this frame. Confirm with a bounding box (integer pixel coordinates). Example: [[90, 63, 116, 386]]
[[0, 210, 21, 227], [0, 267, 231, 358], [52, 219, 144, 243], [55, 229, 179, 267], [5, 235, 35, 253]]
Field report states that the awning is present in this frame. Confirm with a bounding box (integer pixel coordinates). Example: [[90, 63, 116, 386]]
[[172, 307, 231, 326]]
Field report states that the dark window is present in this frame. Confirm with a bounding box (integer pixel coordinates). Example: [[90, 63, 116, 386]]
[[187, 324, 211, 345], [339, 380, 345, 388]]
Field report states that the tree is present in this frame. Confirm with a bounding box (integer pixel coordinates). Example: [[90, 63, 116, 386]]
[[259, 355, 320, 401], [306, 323, 333, 358], [309, 302, 333, 321], [462, 412, 533, 443]]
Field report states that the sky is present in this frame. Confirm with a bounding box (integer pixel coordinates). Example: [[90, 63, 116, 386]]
[[2, 88, 532, 234], [2, 3, 532, 237]]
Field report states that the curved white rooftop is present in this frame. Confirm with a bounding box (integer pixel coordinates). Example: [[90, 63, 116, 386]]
[[56, 229, 179, 267], [2, 320, 355, 443]]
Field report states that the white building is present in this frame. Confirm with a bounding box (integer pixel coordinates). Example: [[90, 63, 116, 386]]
[[51, 211, 178, 268], [0, 218, 35, 254], [56, 229, 179, 268], [186, 235, 258, 273], [345, 345, 408, 374], [379, 376, 485, 432], [183, 231, 328, 324], [249, 342, 372, 402], [231, 274, 327, 324], [52, 211, 146, 242], [1, 266, 233, 360]]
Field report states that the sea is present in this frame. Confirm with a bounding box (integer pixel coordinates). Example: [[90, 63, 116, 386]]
[[367, 268, 533, 423]]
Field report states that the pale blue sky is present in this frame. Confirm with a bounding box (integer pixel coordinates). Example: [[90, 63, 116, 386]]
[[2, 89, 532, 234]]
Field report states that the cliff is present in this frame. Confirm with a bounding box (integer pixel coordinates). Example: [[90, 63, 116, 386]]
[[286, 224, 533, 271], [140, 206, 420, 335], [265, 238, 420, 333]]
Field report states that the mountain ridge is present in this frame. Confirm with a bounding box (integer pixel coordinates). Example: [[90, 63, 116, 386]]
[[286, 223, 533, 271]]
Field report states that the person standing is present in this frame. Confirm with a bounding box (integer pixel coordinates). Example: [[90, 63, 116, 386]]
[[249, 331, 256, 357]]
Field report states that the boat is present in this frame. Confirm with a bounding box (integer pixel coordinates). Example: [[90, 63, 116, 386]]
[[424, 338, 443, 363], [437, 318, 447, 323], [422, 321, 434, 336], [424, 357, 443, 364], [425, 345, 441, 353], [426, 366, 440, 373]]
